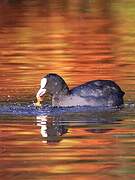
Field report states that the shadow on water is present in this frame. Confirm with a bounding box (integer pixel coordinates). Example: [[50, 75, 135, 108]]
[[32, 102, 134, 143], [35, 112, 122, 144], [0, 101, 135, 144]]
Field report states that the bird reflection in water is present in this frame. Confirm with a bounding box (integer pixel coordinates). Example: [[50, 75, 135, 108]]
[[36, 110, 122, 143], [36, 115, 68, 143]]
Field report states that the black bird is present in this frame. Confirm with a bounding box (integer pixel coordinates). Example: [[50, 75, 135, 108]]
[[35, 73, 125, 107]]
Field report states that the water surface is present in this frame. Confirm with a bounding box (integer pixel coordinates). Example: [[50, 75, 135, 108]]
[[0, 0, 135, 179]]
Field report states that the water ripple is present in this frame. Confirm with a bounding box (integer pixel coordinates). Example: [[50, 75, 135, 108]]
[[0, 102, 124, 116]]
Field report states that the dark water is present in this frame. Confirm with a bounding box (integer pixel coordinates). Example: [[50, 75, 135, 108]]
[[0, 0, 135, 179]]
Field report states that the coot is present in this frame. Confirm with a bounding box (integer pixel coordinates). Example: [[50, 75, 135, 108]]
[[35, 73, 125, 107]]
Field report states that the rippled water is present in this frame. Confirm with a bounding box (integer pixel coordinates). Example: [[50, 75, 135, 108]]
[[0, 0, 135, 179]]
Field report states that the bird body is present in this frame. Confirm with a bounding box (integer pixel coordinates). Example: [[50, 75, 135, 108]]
[[35, 74, 124, 107]]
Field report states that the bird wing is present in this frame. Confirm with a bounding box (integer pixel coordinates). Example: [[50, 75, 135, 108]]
[[70, 80, 124, 98]]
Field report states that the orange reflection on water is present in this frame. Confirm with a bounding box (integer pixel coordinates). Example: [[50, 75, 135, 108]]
[[1, 115, 135, 179], [0, 1, 135, 180], [0, 0, 127, 102]]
